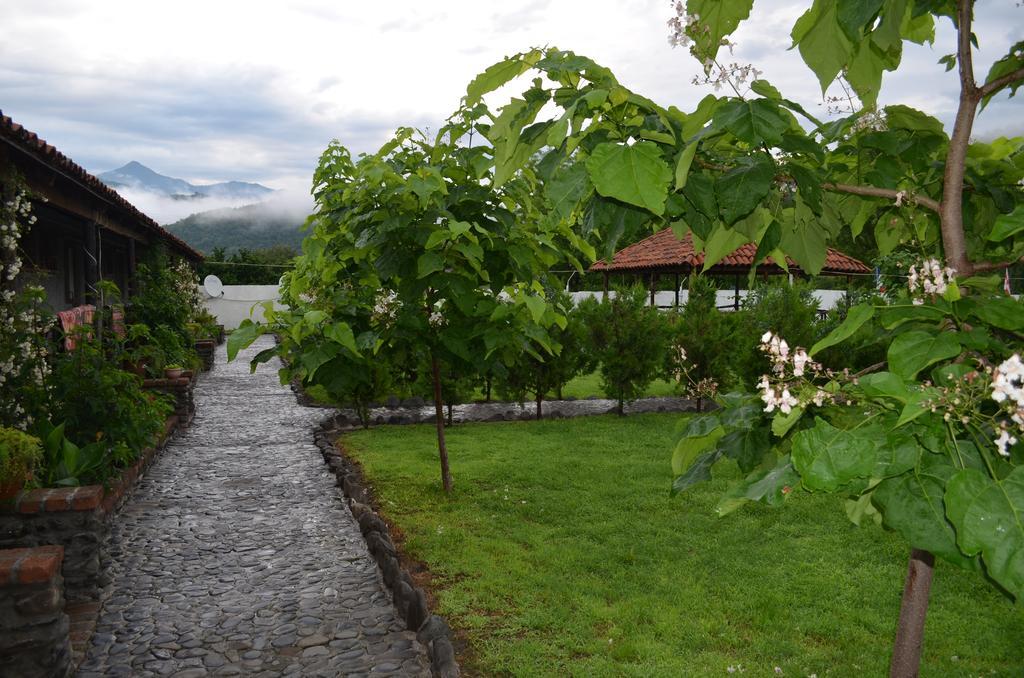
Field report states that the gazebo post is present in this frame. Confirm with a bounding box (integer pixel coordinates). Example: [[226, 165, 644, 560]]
[[602, 271, 609, 302], [650, 273, 657, 307], [674, 272, 680, 309], [734, 273, 740, 311]]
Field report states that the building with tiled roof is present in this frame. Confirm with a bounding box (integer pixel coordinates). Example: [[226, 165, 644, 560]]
[[0, 110, 201, 311], [589, 227, 871, 309]]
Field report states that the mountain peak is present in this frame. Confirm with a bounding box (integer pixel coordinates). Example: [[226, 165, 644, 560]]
[[97, 162, 274, 202]]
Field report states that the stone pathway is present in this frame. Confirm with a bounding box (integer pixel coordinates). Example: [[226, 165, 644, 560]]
[[77, 336, 430, 677]]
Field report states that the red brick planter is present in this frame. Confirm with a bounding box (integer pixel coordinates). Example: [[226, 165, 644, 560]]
[[0, 545, 72, 676]]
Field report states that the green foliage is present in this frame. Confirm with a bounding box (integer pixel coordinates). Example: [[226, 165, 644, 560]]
[[127, 245, 201, 373], [667, 274, 745, 390], [47, 335, 172, 468], [577, 286, 670, 413], [0, 427, 42, 486], [495, 289, 596, 415], [33, 421, 109, 488]]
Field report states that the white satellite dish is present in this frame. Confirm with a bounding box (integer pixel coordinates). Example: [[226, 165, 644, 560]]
[[203, 274, 224, 298]]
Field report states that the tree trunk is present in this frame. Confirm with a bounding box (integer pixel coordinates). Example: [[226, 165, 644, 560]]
[[889, 548, 935, 678], [485, 376, 492, 402], [535, 392, 542, 420], [430, 353, 453, 494], [447, 402, 453, 427]]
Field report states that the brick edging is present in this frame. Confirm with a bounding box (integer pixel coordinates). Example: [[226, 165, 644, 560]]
[[312, 422, 460, 678]]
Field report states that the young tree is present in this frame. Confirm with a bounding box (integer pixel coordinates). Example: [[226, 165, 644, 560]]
[[578, 286, 671, 414], [231, 110, 593, 493]]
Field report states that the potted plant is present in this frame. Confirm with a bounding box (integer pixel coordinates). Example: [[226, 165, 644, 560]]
[[0, 427, 42, 500], [164, 364, 184, 379]]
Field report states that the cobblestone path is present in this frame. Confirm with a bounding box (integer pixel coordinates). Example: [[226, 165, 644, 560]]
[[78, 336, 430, 677]]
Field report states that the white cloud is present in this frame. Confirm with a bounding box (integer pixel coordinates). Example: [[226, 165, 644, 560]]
[[0, 0, 1020, 203]]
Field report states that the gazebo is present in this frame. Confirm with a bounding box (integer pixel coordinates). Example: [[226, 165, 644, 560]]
[[589, 228, 871, 309]]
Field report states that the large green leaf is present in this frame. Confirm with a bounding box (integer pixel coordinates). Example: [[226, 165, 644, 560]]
[[792, 0, 853, 93], [323, 321, 360, 356], [987, 204, 1024, 242], [874, 462, 978, 570], [712, 98, 792, 146], [545, 163, 591, 220], [857, 371, 910, 404], [672, 414, 725, 475], [970, 295, 1024, 331], [417, 251, 445, 278], [887, 330, 961, 379], [685, 0, 754, 62], [585, 141, 672, 215], [779, 219, 827, 275], [885, 105, 946, 137], [717, 455, 800, 515], [715, 156, 775, 224], [227, 319, 264, 363], [810, 303, 874, 355], [716, 426, 771, 473], [672, 450, 723, 496], [465, 49, 542, 105], [878, 303, 946, 329], [791, 417, 882, 491], [674, 141, 700, 190], [945, 467, 1024, 597]]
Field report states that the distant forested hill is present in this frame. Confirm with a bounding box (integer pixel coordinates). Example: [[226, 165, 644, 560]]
[[164, 202, 308, 254]]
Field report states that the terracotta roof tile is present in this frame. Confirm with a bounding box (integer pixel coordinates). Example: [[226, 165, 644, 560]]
[[0, 110, 202, 261], [590, 228, 870, 275]]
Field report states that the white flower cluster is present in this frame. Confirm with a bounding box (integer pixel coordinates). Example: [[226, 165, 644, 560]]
[[0, 186, 53, 430], [428, 301, 445, 329], [991, 353, 1024, 457], [907, 258, 956, 303], [758, 331, 832, 414], [371, 290, 400, 326], [666, 4, 702, 49]]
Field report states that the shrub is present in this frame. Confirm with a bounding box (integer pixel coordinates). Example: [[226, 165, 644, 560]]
[[48, 335, 172, 467], [578, 285, 670, 414], [0, 427, 42, 488]]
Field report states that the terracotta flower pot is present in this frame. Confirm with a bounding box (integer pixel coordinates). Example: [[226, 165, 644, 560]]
[[164, 367, 184, 379]]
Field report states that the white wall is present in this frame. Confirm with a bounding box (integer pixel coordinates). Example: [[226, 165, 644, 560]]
[[200, 284, 284, 329], [570, 289, 848, 311]]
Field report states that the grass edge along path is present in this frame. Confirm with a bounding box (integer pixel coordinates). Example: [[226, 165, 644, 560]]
[[341, 413, 1023, 677]]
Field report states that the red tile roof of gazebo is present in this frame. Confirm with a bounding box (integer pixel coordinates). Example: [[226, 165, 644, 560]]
[[590, 228, 870, 275]]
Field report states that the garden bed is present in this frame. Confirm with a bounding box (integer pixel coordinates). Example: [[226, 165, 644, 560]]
[[338, 413, 1024, 676]]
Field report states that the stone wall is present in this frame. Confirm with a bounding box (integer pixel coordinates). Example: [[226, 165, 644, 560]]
[[143, 373, 196, 427], [0, 545, 72, 677], [194, 339, 216, 372]]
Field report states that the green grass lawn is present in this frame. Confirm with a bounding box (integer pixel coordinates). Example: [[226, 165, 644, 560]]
[[342, 414, 1024, 677]]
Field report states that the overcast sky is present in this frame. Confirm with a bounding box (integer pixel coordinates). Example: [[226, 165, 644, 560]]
[[1, 1, 1021, 201]]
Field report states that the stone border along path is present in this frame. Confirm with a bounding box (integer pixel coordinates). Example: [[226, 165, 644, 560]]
[[78, 335, 430, 677], [306, 388, 700, 430]]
